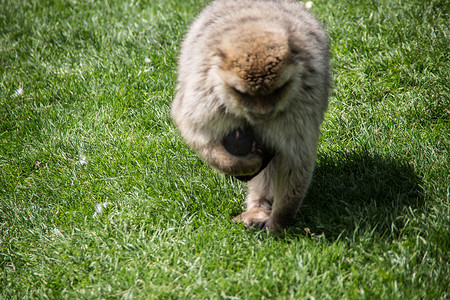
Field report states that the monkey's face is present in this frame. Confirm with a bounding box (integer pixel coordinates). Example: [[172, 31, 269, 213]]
[[219, 68, 295, 117], [216, 26, 297, 119]]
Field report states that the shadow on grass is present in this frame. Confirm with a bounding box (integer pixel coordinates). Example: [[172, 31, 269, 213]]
[[292, 149, 424, 241]]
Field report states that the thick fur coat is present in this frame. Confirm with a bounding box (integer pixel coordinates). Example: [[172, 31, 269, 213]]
[[171, 0, 331, 230]]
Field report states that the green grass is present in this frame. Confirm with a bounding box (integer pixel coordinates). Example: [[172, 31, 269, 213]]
[[1, 0, 448, 298]]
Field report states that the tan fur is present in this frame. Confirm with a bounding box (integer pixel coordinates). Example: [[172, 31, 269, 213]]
[[171, 0, 331, 230]]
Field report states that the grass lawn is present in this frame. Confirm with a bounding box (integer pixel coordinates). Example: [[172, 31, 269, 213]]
[[1, 0, 448, 298]]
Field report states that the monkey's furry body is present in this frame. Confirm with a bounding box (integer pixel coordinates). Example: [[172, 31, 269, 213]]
[[171, 0, 331, 230]]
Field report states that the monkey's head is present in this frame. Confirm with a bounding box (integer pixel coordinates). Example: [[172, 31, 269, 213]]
[[215, 23, 297, 119]]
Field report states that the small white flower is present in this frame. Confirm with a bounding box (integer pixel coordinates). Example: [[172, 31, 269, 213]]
[[305, 1, 313, 9], [14, 87, 24, 97], [76, 154, 88, 165], [145, 58, 151, 63], [93, 202, 109, 218]]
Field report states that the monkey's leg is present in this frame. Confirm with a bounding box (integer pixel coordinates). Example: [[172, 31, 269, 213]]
[[233, 161, 274, 228], [264, 153, 315, 231]]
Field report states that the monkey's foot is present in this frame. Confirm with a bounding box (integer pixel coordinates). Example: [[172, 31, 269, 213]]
[[234, 209, 292, 232], [261, 217, 288, 232], [233, 207, 271, 229]]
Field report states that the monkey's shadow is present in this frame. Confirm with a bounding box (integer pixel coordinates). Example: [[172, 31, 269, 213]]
[[291, 150, 424, 241]]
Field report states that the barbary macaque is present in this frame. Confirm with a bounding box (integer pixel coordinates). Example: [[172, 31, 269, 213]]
[[171, 0, 331, 230]]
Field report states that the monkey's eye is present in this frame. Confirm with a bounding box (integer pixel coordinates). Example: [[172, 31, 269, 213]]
[[272, 82, 289, 95], [232, 87, 249, 97]]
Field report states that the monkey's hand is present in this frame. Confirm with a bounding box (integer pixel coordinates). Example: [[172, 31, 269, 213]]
[[203, 142, 264, 177], [174, 121, 270, 178]]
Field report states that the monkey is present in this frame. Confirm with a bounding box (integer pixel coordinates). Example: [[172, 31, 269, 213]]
[[171, 0, 331, 231]]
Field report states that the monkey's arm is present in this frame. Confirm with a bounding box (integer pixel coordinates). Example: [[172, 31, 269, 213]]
[[199, 140, 263, 176], [171, 90, 264, 176], [176, 121, 263, 176]]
